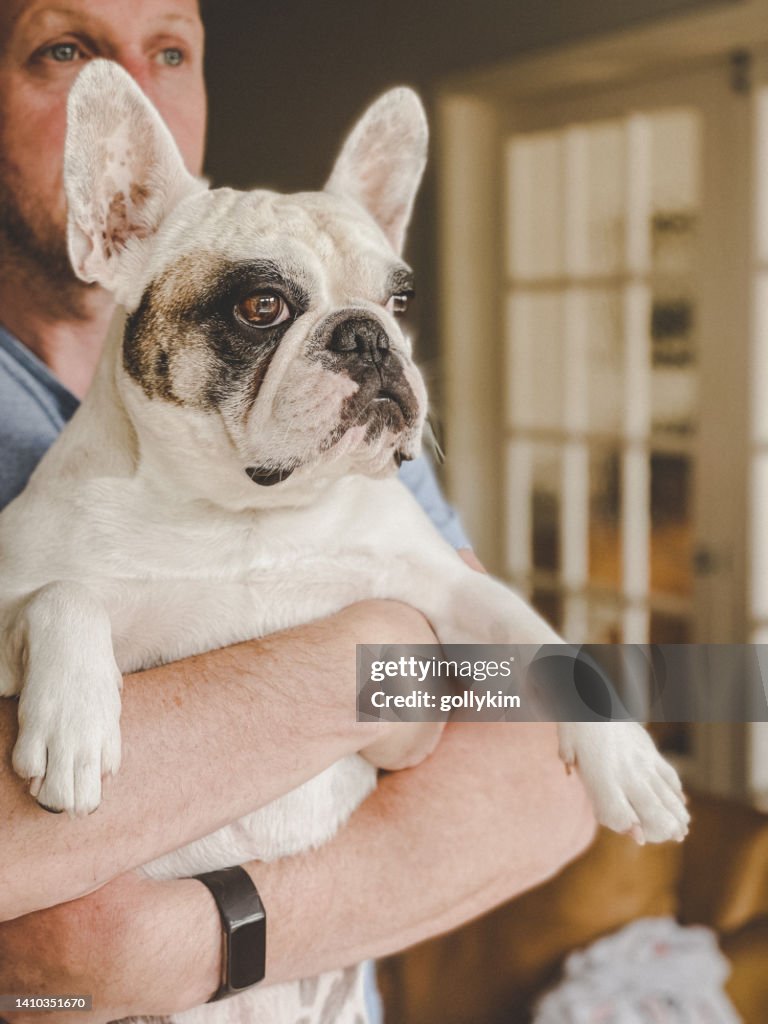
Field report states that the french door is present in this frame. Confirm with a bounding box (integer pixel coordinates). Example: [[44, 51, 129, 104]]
[[439, 54, 768, 802], [499, 66, 750, 648]]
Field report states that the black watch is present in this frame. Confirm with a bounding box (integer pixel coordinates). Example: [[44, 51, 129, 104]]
[[194, 866, 267, 1001]]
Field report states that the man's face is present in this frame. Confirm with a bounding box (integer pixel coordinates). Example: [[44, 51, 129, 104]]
[[0, 0, 206, 297]]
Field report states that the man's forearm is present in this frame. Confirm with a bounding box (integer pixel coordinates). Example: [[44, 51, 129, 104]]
[[0, 600, 435, 920], [0, 724, 595, 1023], [257, 722, 596, 983]]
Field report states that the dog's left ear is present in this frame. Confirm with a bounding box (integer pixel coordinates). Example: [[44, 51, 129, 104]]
[[325, 88, 428, 255], [64, 59, 204, 303]]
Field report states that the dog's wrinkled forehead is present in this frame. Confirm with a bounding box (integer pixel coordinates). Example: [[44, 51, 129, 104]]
[[145, 186, 405, 307]]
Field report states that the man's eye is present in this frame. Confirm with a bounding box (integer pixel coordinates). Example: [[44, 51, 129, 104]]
[[386, 292, 413, 317], [235, 292, 292, 328], [157, 47, 184, 66], [41, 41, 84, 62]]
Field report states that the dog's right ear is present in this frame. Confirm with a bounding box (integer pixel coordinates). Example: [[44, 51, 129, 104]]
[[64, 60, 203, 302]]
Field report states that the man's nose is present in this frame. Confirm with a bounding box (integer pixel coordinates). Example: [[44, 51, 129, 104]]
[[328, 317, 390, 366], [112, 54, 154, 99]]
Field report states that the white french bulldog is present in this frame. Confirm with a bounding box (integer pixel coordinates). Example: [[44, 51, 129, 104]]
[[0, 61, 688, 1024]]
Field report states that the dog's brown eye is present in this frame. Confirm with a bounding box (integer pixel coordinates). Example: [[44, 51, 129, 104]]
[[386, 292, 413, 317], [236, 291, 291, 328]]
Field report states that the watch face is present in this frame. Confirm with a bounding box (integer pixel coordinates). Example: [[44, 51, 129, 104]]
[[230, 917, 267, 989]]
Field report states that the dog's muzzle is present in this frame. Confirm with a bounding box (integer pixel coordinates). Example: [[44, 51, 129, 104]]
[[325, 314, 415, 426]]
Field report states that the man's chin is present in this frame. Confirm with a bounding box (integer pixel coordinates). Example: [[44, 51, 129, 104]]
[[0, 216, 97, 319], [0, 166, 90, 315]]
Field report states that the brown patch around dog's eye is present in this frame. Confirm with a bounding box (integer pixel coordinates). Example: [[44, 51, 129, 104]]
[[123, 254, 305, 411], [236, 291, 290, 328]]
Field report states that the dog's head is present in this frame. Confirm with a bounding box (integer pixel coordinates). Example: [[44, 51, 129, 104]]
[[64, 61, 428, 504]]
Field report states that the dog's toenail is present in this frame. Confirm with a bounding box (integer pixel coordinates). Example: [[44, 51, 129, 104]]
[[37, 801, 63, 814]]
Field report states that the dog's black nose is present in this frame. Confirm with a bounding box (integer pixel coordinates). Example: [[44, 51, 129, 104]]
[[328, 317, 390, 366]]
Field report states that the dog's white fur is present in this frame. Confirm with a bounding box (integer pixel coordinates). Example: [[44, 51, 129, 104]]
[[0, 61, 688, 1024]]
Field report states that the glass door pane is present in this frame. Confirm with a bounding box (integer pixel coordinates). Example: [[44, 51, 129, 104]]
[[504, 105, 702, 644]]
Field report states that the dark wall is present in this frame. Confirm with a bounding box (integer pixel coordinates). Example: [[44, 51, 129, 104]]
[[201, 0, 722, 387]]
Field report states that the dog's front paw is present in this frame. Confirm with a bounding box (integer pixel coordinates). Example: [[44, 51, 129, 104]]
[[13, 659, 122, 817], [558, 722, 689, 844]]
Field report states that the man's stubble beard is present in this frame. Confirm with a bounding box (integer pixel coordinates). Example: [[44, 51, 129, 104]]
[[0, 149, 97, 322]]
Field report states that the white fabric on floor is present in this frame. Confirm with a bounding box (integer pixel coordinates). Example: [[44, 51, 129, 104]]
[[532, 916, 741, 1023]]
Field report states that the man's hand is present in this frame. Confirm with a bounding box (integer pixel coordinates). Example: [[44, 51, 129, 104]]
[[0, 870, 228, 1024], [0, 873, 196, 1024]]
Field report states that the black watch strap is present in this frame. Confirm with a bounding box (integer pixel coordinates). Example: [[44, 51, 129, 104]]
[[194, 866, 267, 1001]]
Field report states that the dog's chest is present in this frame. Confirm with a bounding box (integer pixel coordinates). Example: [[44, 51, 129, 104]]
[[105, 488, 383, 875], [71, 477, 408, 673]]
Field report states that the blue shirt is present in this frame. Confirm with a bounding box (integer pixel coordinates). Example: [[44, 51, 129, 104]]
[[0, 323, 469, 551], [0, 327, 79, 510]]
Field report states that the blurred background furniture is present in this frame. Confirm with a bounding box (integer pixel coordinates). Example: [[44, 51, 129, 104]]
[[379, 792, 768, 1022]]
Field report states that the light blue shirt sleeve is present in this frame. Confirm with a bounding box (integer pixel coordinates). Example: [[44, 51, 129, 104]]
[[397, 453, 471, 550]]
